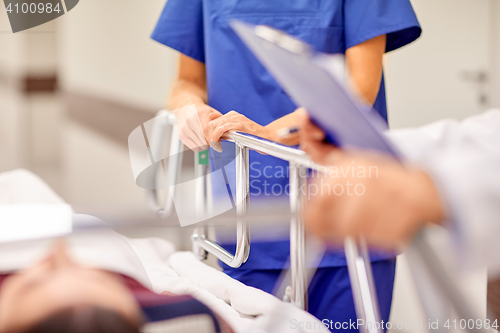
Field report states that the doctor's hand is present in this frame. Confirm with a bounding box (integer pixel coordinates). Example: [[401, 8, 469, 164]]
[[300, 119, 446, 249], [171, 103, 223, 152], [207, 111, 272, 152], [298, 114, 338, 165]]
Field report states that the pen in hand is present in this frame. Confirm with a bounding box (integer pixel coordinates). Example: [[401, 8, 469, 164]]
[[277, 126, 299, 138]]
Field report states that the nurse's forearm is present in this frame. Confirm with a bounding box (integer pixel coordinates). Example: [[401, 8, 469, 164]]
[[168, 80, 207, 110], [167, 54, 208, 111], [265, 35, 386, 146], [167, 55, 225, 150], [345, 34, 386, 105]]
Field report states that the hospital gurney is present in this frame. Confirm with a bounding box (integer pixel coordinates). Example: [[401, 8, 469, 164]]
[[145, 111, 384, 333]]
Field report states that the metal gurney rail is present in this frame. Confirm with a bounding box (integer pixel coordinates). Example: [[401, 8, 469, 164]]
[[146, 111, 382, 332]]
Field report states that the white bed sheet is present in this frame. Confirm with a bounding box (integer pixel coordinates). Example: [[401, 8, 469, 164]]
[[126, 238, 329, 333]]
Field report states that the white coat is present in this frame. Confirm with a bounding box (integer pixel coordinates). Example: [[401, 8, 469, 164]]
[[386, 109, 500, 275]]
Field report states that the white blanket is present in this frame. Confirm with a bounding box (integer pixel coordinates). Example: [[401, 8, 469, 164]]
[[129, 241, 329, 332]]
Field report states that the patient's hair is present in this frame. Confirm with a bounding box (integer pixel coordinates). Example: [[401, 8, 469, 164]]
[[20, 306, 140, 333]]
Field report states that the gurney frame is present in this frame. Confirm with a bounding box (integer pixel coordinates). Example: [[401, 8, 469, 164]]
[[146, 111, 382, 332]]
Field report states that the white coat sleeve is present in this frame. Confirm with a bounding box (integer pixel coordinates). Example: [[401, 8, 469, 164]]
[[385, 109, 500, 274]]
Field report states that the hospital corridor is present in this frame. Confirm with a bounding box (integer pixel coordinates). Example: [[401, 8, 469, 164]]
[[0, 0, 500, 332]]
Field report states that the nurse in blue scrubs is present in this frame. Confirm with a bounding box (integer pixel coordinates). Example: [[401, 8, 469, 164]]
[[152, 1, 421, 331]]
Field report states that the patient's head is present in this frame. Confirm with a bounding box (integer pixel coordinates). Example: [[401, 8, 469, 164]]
[[0, 241, 142, 332]]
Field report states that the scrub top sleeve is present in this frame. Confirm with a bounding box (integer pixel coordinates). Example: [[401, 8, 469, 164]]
[[151, 0, 205, 63], [344, 0, 422, 53]]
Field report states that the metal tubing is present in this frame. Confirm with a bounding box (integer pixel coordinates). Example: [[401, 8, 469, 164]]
[[193, 152, 209, 260], [186, 130, 380, 319], [147, 115, 383, 321], [162, 120, 184, 216], [226, 132, 321, 170], [289, 162, 308, 310], [234, 143, 251, 265], [345, 238, 382, 333], [195, 153, 209, 217], [146, 111, 183, 219], [227, 131, 383, 323], [191, 143, 250, 268]]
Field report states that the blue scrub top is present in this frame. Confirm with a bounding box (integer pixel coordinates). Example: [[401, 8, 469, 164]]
[[152, 0, 421, 270]]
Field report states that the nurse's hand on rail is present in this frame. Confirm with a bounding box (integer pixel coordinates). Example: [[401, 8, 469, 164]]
[[207, 110, 272, 152], [299, 116, 446, 249], [172, 103, 222, 152]]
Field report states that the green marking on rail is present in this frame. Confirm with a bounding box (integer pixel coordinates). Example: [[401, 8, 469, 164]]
[[198, 150, 209, 165]]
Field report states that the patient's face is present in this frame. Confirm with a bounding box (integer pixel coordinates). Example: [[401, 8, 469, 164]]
[[0, 241, 141, 332]]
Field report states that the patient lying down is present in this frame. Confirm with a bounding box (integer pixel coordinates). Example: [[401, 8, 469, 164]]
[[0, 170, 329, 333], [0, 240, 232, 333]]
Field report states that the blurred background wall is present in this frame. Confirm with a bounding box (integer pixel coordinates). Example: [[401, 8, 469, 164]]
[[2, 0, 499, 205], [1, 0, 499, 330]]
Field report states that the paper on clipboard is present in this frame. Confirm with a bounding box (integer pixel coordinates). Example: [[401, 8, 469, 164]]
[[230, 20, 401, 158]]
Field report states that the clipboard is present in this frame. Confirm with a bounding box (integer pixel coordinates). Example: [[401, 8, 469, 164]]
[[230, 20, 401, 158]]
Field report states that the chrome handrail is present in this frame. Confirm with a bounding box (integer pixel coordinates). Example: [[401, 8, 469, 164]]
[[191, 142, 251, 268], [143, 114, 484, 331], [226, 132, 319, 169], [145, 118, 382, 330], [200, 131, 383, 330], [345, 238, 382, 333], [146, 110, 183, 219], [289, 162, 308, 310]]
